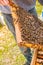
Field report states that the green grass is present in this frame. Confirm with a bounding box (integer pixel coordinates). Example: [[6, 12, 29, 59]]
[[0, 26, 26, 65], [0, 1, 43, 65]]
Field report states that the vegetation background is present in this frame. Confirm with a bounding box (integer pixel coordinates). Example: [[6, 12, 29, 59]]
[[0, 0, 43, 65]]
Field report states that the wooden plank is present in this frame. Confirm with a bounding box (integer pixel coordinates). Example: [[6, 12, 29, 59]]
[[30, 48, 38, 65]]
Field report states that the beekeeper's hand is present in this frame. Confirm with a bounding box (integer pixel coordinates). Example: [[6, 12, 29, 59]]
[[0, 0, 9, 5]]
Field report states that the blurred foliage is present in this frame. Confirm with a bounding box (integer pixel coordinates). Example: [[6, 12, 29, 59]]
[[36, 0, 42, 15]]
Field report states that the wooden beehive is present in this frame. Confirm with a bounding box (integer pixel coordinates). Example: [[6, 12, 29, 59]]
[[8, 0, 43, 65]]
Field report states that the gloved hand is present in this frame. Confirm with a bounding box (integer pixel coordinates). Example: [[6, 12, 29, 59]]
[[0, 0, 9, 5]]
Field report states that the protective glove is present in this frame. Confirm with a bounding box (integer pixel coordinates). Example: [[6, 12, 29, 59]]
[[0, 0, 9, 5]]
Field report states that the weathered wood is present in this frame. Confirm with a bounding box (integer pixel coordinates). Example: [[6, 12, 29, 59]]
[[30, 48, 38, 65]]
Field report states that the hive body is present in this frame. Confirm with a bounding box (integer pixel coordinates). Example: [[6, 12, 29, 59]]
[[9, 0, 43, 65], [9, 1, 43, 45]]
